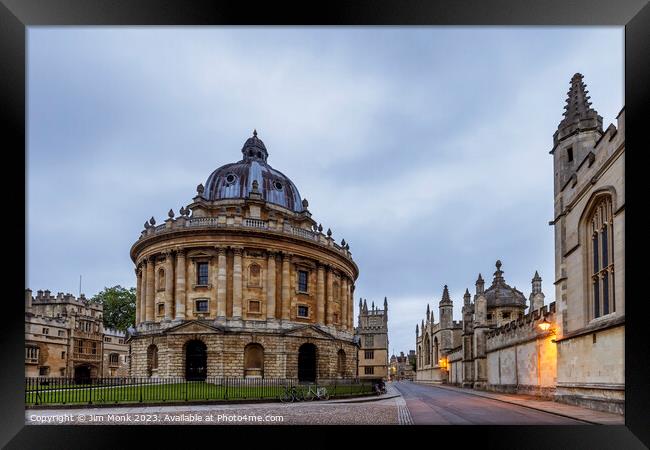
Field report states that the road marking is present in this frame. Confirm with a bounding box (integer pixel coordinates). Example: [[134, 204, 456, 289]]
[[394, 390, 413, 425]]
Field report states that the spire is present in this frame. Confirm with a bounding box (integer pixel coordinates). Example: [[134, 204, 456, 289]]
[[426, 304, 430, 322], [554, 73, 603, 144], [363, 298, 368, 312], [531, 270, 543, 295], [476, 273, 485, 294], [464, 288, 471, 306], [384, 296, 388, 310], [440, 284, 452, 305], [532, 270, 541, 281]]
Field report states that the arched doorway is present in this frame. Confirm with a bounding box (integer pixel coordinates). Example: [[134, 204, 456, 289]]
[[298, 343, 317, 382], [74, 365, 91, 384], [185, 340, 207, 381]]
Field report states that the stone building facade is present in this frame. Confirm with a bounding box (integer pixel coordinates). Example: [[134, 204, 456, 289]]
[[25, 289, 129, 380], [414, 73, 624, 415], [128, 131, 359, 381], [550, 73, 625, 414], [390, 350, 415, 381], [415, 263, 534, 386], [356, 298, 389, 382]]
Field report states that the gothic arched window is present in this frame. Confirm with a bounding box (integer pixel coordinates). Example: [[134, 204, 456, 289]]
[[433, 337, 439, 367], [588, 196, 615, 319], [423, 335, 430, 366]]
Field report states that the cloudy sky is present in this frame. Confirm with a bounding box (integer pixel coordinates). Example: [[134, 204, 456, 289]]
[[27, 27, 623, 355]]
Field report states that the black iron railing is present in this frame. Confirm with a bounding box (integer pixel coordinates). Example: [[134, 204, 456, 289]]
[[25, 377, 374, 406]]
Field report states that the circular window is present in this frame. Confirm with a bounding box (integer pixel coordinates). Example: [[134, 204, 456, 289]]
[[225, 173, 237, 185], [273, 181, 283, 190]]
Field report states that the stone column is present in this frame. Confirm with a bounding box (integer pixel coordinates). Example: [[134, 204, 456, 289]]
[[326, 267, 333, 325], [164, 252, 174, 320], [145, 256, 155, 322], [140, 262, 148, 324], [316, 264, 325, 324], [281, 253, 291, 320], [266, 251, 277, 320], [135, 266, 142, 324], [216, 247, 227, 319], [174, 249, 186, 320], [232, 247, 243, 319], [341, 277, 348, 329], [349, 283, 355, 329]]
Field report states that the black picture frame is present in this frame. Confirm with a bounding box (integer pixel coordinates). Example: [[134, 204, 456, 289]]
[[2, 0, 648, 447]]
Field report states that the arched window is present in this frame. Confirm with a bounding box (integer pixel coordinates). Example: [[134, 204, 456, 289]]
[[158, 268, 165, 291], [244, 343, 264, 378], [417, 345, 421, 369], [249, 264, 261, 287], [337, 349, 346, 377], [588, 196, 615, 319], [147, 344, 158, 376], [423, 335, 430, 366], [433, 337, 439, 367]]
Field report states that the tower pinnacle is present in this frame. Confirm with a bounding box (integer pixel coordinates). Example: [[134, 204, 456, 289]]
[[554, 73, 603, 145]]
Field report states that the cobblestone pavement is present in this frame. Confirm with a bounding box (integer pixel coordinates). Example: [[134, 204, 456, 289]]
[[26, 396, 400, 425]]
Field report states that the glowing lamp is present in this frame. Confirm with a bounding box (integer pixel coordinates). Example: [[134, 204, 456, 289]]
[[538, 318, 552, 332]]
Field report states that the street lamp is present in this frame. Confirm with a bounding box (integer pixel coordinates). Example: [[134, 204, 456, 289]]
[[538, 318, 552, 332]]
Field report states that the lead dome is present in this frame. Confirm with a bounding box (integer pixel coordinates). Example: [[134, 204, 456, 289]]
[[203, 130, 304, 213]]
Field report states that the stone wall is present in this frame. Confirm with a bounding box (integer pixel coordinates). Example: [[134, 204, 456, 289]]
[[485, 303, 557, 399], [129, 328, 358, 379]]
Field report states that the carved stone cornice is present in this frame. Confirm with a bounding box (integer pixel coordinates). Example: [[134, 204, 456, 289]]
[[215, 246, 227, 255], [231, 246, 244, 256]]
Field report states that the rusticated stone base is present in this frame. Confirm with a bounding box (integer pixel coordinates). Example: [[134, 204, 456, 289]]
[[129, 322, 358, 380]]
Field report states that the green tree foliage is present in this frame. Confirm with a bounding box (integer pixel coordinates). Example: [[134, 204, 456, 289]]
[[91, 285, 136, 332]]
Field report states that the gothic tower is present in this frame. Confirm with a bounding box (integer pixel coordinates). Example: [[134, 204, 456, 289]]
[[528, 271, 545, 312]]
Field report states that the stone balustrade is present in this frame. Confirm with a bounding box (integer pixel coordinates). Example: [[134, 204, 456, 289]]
[[140, 216, 353, 260]]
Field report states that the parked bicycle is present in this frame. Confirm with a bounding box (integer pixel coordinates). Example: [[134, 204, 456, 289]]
[[279, 385, 304, 403], [304, 384, 330, 401], [373, 381, 387, 395]]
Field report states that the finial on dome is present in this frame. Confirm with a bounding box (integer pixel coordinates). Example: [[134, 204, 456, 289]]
[[253, 128, 257, 137], [302, 198, 309, 209], [496, 260, 502, 270], [168, 209, 174, 218], [149, 216, 156, 226]]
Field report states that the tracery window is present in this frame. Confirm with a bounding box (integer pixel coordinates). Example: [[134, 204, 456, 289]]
[[588, 196, 615, 319]]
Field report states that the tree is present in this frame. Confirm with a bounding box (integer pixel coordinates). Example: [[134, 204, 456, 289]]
[[91, 285, 136, 332]]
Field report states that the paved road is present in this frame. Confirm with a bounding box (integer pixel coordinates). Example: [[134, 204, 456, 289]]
[[393, 381, 586, 425]]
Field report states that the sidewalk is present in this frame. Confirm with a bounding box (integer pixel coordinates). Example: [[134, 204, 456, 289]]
[[326, 383, 400, 404], [425, 383, 624, 425]]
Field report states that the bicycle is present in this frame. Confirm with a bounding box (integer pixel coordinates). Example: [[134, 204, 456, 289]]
[[279, 385, 304, 403], [304, 384, 330, 401]]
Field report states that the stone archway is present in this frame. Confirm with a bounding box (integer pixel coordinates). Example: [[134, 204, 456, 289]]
[[298, 343, 317, 382], [185, 340, 207, 381], [74, 365, 92, 384]]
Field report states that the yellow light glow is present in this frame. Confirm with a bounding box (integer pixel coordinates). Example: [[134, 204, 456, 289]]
[[538, 318, 551, 332]]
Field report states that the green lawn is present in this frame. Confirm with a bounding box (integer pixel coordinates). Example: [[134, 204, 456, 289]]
[[25, 381, 374, 406]]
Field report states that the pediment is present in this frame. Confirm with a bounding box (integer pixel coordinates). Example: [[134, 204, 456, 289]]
[[282, 324, 337, 340], [164, 320, 223, 335]]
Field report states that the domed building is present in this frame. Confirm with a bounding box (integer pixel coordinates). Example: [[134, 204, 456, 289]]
[[128, 131, 359, 381]]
